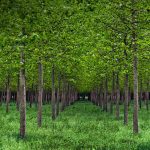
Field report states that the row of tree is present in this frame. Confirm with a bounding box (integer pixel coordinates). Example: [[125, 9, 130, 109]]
[[0, 0, 149, 137]]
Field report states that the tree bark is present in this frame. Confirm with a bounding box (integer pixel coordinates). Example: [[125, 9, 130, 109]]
[[99, 84, 103, 109], [139, 78, 142, 109], [0, 92, 2, 106], [56, 72, 61, 117], [61, 80, 66, 112], [131, 0, 139, 134], [19, 30, 26, 138], [110, 72, 115, 114], [37, 58, 43, 127], [116, 73, 120, 120], [51, 64, 56, 120], [104, 78, 108, 112], [124, 74, 129, 125], [6, 76, 10, 113], [146, 82, 149, 111], [16, 74, 20, 111]]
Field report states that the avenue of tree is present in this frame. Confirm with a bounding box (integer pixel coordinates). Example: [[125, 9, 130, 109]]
[[0, 0, 149, 138]]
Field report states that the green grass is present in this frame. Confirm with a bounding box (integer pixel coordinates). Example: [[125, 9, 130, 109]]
[[0, 101, 150, 150]]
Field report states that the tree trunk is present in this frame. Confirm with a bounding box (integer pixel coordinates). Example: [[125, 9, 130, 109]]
[[128, 87, 131, 106], [29, 92, 31, 107], [3, 92, 5, 103], [66, 84, 69, 106], [106, 78, 108, 112], [146, 82, 149, 111], [31, 85, 34, 106], [99, 84, 103, 109], [56, 72, 61, 117], [104, 78, 108, 112], [19, 33, 26, 138], [37, 58, 43, 127], [139, 78, 142, 109], [61, 80, 66, 112], [124, 74, 129, 125], [110, 72, 115, 114], [131, 0, 139, 134], [16, 74, 20, 111], [6, 76, 10, 113], [0, 92, 1, 105], [51, 64, 56, 120], [116, 73, 120, 120]]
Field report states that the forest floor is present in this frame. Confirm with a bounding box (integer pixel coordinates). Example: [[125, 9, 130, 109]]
[[0, 101, 150, 150]]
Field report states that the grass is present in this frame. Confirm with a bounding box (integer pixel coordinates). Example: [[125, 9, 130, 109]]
[[0, 101, 150, 150]]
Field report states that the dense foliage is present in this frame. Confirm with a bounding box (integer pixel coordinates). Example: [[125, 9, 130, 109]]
[[0, 0, 149, 145]]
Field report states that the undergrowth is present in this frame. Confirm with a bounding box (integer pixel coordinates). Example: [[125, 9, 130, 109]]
[[0, 101, 150, 150]]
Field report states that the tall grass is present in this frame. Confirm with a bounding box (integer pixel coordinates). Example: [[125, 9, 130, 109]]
[[0, 101, 150, 150]]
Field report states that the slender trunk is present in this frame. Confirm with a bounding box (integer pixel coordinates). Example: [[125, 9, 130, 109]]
[[131, 0, 139, 134], [121, 92, 124, 105], [124, 74, 129, 125], [128, 87, 131, 106], [66, 84, 69, 106], [1, 91, 3, 105], [101, 93, 104, 111], [51, 64, 56, 120], [61, 80, 66, 112], [16, 74, 20, 111], [110, 72, 115, 114], [0, 92, 2, 106], [98, 89, 100, 106], [116, 73, 120, 120], [139, 78, 142, 109], [133, 50, 138, 133], [146, 82, 149, 111], [35, 88, 38, 107], [6, 76, 10, 113], [48, 92, 50, 104], [123, 37, 129, 125], [99, 84, 103, 109], [45, 91, 47, 104], [146, 92, 149, 111], [19, 29, 26, 138], [104, 78, 108, 112], [30, 90, 33, 108], [27, 91, 30, 102], [0, 92, 1, 105], [37, 58, 43, 127], [96, 88, 99, 106], [31, 84, 35, 106], [56, 73, 61, 117], [3, 91, 5, 103]]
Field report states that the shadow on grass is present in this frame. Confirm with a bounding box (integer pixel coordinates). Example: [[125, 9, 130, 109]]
[[137, 142, 150, 150], [11, 132, 73, 149]]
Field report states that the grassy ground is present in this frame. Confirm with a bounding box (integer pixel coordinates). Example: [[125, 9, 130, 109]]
[[0, 101, 150, 150]]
